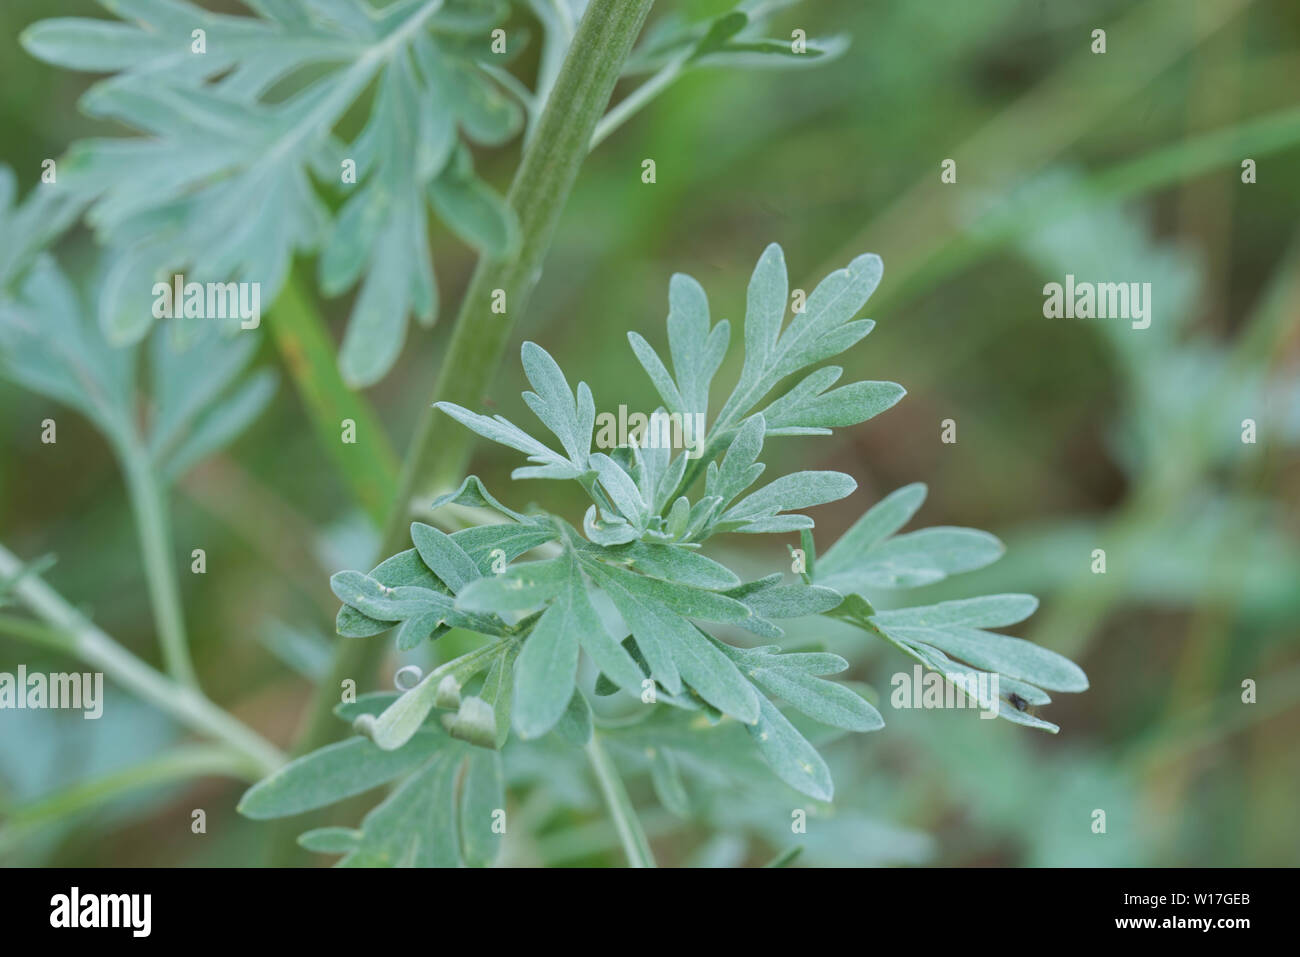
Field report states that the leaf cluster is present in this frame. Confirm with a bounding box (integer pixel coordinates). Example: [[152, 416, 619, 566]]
[[244, 244, 1089, 864]]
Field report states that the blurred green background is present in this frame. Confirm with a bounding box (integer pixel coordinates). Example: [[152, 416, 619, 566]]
[[1, 0, 1298, 866]]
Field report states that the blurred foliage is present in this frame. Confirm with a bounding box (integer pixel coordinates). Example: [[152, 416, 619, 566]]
[[1, 0, 1298, 866]]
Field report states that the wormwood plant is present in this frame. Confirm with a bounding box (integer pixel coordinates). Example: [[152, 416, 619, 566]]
[[239, 244, 1088, 866], [0, 0, 849, 862], [0, 0, 1096, 867]]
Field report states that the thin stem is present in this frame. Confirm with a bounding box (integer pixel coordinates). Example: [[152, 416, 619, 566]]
[[585, 732, 656, 868], [590, 56, 687, 149], [266, 269, 399, 526], [0, 745, 250, 855], [122, 444, 197, 689], [290, 0, 656, 762], [0, 543, 284, 779]]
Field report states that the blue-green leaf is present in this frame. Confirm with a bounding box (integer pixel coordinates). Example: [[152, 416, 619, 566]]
[[238, 731, 444, 819]]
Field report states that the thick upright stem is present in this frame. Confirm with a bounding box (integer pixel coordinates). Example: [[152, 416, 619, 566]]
[[290, 0, 656, 762], [387, 0, 656, 551]]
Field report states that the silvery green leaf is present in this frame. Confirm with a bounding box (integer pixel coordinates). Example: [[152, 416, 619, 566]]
[[455, 557, 569, 614], [0, 164, 85, 288], [695, 29, 848, 71], [395, 610, 444, 651], [430, 474, 535, 524], [683, 495, 724, 540], [583, 562, 678, 694], [797, 528, 816, 582], [23, 0, 524, 383], [746, 693, 834, 801], [666, 496, 691, 539], [584, 559, 759, 719], [335, 548, 444, 638], [478, 645, 517, 749], [722, 470, 857, 524], [330, 570, 504, 635], [160, 369, 277, 479], [718, 642, 883, 732], [705, 414, 766, 506], [410, 522, 481, 592], [885, 622, 1088, 694], [665, 624, 761, 724], [521, 341, 590, 467], [590, 453, 649, 528], [0, 256, 133, 440], [871, 594, 1040, 630], [667, 273, 730, 417], [513, 461, 587, 481], [331, 53, 436, 387], [735, 242, 788, 399], [413, 30, 523, 145], [594, 560, 761, 628], [648, 746, 690, 817], [428, 143, 517, 256], [336, 196, 429, 388], [627, 332, 686, 414], [1, 257, 273, 483], [512, 575, 583, 740], [995, 674, 1053, 707], [653, 447, 690, 514], [238, 730, 444, 819], [149, 318, 258, 452], [904, 645, 1061, 733], [817, 482, 927, 579], [729, 514, 814, 535], [434, 401, 574, 473], [761, 369, 905, 434], [338, 749, 463, 867], [606, 541, 741, 590], [451, 523, 557, 571], [755, 668, 882, 732], [441, 695, 497, 748], [459, 750, 504, 867], [574, 597, 646, 699], [727, 581, 843, 619], [356, 645, 502, 750], [723, 573, 783, 598], [819, 526, 1004, 593], [719, 248, 883, 424], [297, 827, 362, 855], [583, 505, 640, 546], [555, 690, 593, 746]]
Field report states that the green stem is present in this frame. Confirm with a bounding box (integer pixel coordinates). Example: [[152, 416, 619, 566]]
[[0, 543, 284, 779], [388, 0, 656, 548], [290, 0, 656, 763], [590, 55, 687, 149], [585, 732, 656, 867], [122, 445, 197, 689], [267, 269, 400, 526], [0, 745, 250, 855]]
